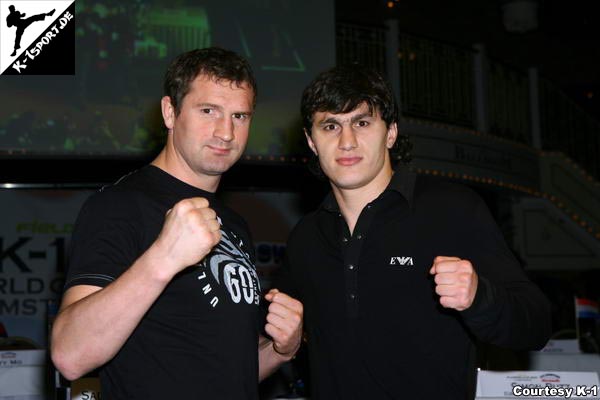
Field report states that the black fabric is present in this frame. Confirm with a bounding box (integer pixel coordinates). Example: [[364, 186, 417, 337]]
[[65, 165, 261, 400], [276, 167, 551, 400]]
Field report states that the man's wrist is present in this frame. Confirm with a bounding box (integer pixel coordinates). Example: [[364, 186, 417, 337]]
[[272, 341, 299, 361], [138, 245, 178, 285]]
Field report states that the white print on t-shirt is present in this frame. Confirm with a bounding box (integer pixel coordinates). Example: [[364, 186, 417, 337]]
[[199, 217, 260, 307]]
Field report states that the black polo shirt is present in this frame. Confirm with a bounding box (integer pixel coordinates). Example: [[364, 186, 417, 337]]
[[277, 167, 551, 400]]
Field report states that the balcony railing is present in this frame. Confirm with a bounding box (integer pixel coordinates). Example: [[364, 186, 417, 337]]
[[336, 21, 600, 179], [336, 23, 387, 74], [397, 34, 474, 127], [487, 60, 531, 145], [539, 78, 600, 178]]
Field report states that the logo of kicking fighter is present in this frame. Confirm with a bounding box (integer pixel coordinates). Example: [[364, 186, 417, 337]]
[[202, 218, 260, 306], [6, 4, 55, 56]]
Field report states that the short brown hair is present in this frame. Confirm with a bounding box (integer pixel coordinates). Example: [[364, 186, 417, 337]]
[[163, 47, 257, 115]]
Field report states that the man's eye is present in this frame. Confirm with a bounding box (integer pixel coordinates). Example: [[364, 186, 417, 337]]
[[233, 113, 247, 120], [356, 120, 369, 127], [201, 108, 213, 114], [323, 124, 337, 131]]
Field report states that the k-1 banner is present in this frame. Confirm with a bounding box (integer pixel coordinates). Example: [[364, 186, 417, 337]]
[[0, 188, 92, 347]]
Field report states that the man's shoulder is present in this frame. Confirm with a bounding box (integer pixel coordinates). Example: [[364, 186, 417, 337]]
[[81, 169, 153, 215], [105, 167, 153, 190], [286, 210, 321, 244], [95, 166, 162, 198], [413, 174, 483, 208]]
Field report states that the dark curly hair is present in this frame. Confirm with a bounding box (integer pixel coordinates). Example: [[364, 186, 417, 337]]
[[163, 47, 257, 116], [300, 64, 411, 177]]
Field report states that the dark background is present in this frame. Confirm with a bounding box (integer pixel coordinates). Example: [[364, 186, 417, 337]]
[[338, 0, 600, 120]]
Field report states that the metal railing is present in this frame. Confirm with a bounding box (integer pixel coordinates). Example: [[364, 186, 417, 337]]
[[396, 34, 474, 127], [336, 21, 600, 179], [336, 23, 387, 74], [487, 61, 531, 145], [539, 78, 600, 177]]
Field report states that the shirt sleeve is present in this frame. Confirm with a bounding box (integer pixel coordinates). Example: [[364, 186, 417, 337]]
[[459, 194, 552, 350], [63, 190, 142, 292]]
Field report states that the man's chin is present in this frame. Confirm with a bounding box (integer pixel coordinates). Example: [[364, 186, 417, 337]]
[[202, 156, 240, 176], [203, 164, 232, 176], [328, 176, 367, 191]]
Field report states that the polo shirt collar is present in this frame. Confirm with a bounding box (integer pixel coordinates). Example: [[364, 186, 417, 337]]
[[319, 166, 416, 213], [387, 166, 416, 208]]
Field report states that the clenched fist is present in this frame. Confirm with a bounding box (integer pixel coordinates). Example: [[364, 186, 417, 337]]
[[153, 197, 221, 276], [429, 256, 478, 311], [264, 289, 303, 360]]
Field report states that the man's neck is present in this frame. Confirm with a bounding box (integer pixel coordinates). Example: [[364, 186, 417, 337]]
[[151, 148, 221, 193], [332, 166, 393, 235]]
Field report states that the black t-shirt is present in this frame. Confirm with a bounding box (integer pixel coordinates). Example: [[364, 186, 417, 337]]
[[277, 168, 551, 400], [64, 165, 261, 400]]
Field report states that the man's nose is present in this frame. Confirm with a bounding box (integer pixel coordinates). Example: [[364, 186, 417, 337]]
[[214, 117, 234, 142], [338, 127, 358, 150]]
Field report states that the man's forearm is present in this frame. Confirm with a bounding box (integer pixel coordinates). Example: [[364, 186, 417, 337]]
[[51, 248, 174, 380], [461, 277, 552, 350], [258, 335, 297, 382]]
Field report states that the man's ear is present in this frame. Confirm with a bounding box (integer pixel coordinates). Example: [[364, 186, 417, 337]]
[[161, 96, 175, 131], [386, 122, 398, 149], [304, 129, 318, 156]]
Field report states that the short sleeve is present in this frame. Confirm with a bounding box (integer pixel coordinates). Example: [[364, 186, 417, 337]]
[[64, 190, 142, 291]]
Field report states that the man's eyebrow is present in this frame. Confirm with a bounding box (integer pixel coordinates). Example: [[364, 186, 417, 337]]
[[350, 112, 374, 123], [194, 102, 222, 110], [317, 117, 342, 126], [316, 112, 374, 126], [194, 103, 253, 115]]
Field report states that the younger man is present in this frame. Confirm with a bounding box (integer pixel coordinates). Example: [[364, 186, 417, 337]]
[[278, 65, 551, 399]]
